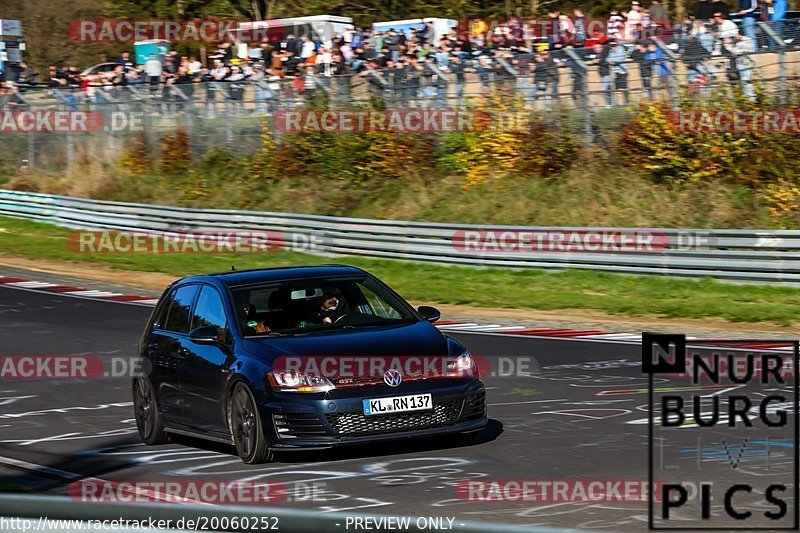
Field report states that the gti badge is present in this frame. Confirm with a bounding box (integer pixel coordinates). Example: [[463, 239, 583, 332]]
[[383, 369, 403, 387]]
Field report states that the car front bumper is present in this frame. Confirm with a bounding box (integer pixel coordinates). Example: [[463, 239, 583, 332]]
[[259, 379, 487, 449]]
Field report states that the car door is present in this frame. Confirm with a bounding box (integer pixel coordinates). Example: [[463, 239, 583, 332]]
[[148, 284, 199, 426], [178, 284, 234, 435]]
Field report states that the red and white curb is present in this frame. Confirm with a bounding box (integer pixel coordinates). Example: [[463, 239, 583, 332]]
[[0, 275, 159, 306], [434, 321, 796, 351], [435, 320, 643, 342], [1, 274, 793, 350]]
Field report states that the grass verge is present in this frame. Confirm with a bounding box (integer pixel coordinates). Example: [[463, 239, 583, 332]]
[[1, 215, 800, 325]]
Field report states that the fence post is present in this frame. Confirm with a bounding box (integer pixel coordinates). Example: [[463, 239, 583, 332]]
[[493, 56, 519, 101], [8, 93, 36, 168], [493, 56, 519, 77], [564, 48, 593, 150], [26, 130, 35, 169], [107, 121, 116, 158], [758, 21, 787, 103], [66, 129, 74, 167], [425, 62, 452, 108], [63, 103, 74, 168], [365, 65, 390, 106], [653, 37, 680, 108], [225, 99, 233, 147]]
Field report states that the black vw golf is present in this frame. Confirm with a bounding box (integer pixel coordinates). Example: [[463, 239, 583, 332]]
[[133, 265, 487, 463]]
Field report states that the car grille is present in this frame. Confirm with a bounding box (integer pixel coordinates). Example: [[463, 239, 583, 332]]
[[273, 412, 328, 438], [326, 398, 465, 436]]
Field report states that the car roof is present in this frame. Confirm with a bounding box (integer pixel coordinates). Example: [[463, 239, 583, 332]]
[[180, 264, 368, 288]]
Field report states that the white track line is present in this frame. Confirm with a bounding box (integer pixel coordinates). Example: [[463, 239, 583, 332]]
[[61, 290, 124, 297], [5, 281, 59, 288], [441, 324, 504, 331], [0, 284, 157, 307], [472, 325, 528, 331], [0, 454, 207, 505], [0, 455, 86, 481], [580, 333, 642, 340], [131, 299, 159, 305]]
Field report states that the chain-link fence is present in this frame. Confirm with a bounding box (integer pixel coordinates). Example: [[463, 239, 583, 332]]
[[1, 21, 798, 171]]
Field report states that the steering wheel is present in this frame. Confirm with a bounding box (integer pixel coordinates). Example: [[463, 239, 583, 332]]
[[334, 313, 353, 324]]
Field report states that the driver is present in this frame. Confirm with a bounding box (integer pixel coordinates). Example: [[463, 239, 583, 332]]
[[299, 287, 342, 328]]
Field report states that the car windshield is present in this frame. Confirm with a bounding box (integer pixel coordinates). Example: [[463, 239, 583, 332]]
[[233, 276, 416, 336]]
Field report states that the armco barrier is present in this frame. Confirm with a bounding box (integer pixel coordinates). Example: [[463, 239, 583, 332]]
[[2, 189, 800, 283]]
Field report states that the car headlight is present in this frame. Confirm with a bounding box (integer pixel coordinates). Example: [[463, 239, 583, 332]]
[[267, 370, 335, 393], [446, 351, 479, 378]]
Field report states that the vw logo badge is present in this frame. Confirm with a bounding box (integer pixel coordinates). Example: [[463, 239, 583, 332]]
[[383, 369, 403, 387]]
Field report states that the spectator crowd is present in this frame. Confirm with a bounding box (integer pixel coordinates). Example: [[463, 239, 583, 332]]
[[1, 0, 792, 107]]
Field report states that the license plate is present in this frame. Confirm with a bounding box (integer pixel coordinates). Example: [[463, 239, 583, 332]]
[[363, 394, 432, 415]]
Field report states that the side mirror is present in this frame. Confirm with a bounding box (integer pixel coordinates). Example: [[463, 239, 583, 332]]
[[188, 325, 222, 344], [418, 305, 441, 323]]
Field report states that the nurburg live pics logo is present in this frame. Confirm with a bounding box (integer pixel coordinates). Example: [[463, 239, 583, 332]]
[[642, 333, 800, 530]]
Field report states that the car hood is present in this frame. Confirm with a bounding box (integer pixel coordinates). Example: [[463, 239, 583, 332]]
[[242, 321, 448, 362]]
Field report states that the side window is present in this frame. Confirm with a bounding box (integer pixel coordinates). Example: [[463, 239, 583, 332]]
[[358, 283, 402, 319], [191, 286, 228, 339], [163, 285, 199, 334], [153, 289, 175, 329]]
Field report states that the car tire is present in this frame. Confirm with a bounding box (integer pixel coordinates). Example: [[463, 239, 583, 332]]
[[133, 376, 169, 445], [229, 383, 275, 464]]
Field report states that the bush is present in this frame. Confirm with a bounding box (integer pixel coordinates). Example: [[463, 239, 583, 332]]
[[618, 100, 800, 186], [252, 118, 436, 186], [117, 132, 152, 175], [159, 128, 191, 175], [438, 94, 580, 188], [763, 180, 800, 228]]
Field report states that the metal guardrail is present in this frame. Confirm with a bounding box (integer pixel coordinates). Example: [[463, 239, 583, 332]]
[[2, 189, 800, 283], [0, 494, 590, 532]]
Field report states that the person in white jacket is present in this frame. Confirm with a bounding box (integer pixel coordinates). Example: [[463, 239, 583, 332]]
[[144, 55, 163, 85], [626, 2, 643, 40], [714, 12, 740, 39], [725, 33, 756, 100]]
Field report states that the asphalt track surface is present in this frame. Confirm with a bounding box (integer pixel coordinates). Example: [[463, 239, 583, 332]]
[[0, 283, 796, 531]]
